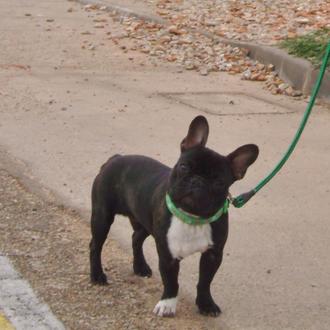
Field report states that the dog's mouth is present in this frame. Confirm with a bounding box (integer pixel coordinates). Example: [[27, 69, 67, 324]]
[[171, 192, 220, 218], [181, 195, 194, 207]]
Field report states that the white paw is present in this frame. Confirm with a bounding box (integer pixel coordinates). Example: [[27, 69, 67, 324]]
[[153, 297, 177, 317]]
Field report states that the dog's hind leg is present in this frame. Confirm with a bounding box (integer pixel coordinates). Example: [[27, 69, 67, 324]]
[[130, 218, 152, 277], [90, 204, 114, 285]]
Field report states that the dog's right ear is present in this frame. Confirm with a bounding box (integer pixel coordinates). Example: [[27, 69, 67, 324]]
[[181, 116, 209, 152], [227, 144, 259, 181]]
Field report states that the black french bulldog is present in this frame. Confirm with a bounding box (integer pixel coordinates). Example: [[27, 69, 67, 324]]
[[90, 116, 259, 317]]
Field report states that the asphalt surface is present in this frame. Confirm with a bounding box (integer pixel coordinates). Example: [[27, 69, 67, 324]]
[[0, 0, 330, 329]]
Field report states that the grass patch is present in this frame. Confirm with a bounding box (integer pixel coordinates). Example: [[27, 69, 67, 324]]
[[280, 28, 330, 68]]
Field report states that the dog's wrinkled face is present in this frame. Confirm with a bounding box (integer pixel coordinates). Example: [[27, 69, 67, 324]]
[[168, 116, 259, 218], [169, 147, 232, 217]]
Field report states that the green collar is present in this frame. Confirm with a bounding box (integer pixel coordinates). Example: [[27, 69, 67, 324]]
[[165, 193, 230, 226]]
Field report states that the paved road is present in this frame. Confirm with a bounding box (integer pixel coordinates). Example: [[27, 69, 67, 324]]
[[0, 0, 330, 329]]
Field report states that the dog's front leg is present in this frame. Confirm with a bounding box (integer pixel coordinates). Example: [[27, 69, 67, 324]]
[[196, 248, 223, 317], [153, 249, 180, 317]]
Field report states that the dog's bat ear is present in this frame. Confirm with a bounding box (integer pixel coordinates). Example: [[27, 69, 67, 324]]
[[227, 144, 259, 180], [181, 116, 209, 152]]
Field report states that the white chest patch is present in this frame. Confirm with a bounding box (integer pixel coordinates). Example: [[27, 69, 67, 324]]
[[167, 216, 213, 260]]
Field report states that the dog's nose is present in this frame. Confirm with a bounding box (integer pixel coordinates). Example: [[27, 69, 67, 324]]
[[191, 176, 204, 188]]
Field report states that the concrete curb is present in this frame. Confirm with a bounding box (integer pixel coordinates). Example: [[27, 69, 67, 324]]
[[75, 0, 166, 24], [0, 255, 65, 330], [212, 38, 330, 103], [74, 0, 329, 103]]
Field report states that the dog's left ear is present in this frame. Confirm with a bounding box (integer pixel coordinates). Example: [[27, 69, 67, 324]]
[[227, 144, 259, 180], [181, 116, 209, 152]]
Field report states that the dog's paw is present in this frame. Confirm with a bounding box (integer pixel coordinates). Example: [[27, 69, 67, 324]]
[[90, 272, 108, 285], [133, 262, 152, 278], [153, 297, 177, 317], [196, 298, 221, 317]]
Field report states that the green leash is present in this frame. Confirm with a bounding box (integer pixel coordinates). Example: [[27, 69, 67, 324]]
[[166, 42, 330, 225], [232, 41, 330, 208]]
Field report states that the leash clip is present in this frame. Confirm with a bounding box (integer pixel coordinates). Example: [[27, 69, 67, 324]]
[[227, 192, 234, 204]]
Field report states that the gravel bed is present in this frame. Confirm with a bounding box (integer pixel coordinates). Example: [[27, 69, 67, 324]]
[[153, 0, 330, 45], [95, 0, 329, 96], [0, 169, 208, 329], [81, 3, 307, 97]]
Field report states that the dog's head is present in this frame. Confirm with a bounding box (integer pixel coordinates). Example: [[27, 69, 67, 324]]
[[168, 116, 259, 217]]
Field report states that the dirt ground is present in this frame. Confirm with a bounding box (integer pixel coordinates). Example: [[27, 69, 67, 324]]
[[0, 169, 210, 329]]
